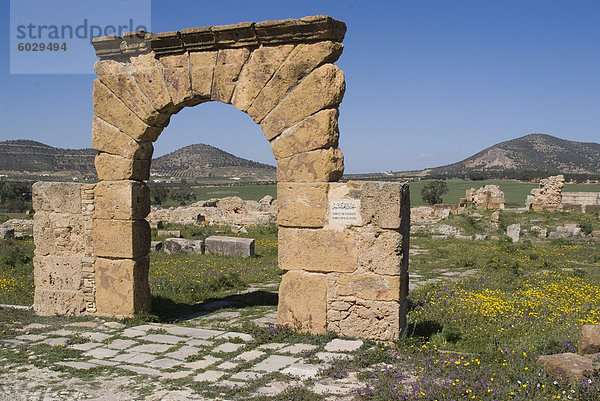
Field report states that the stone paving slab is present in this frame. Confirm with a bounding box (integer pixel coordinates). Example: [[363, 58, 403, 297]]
[[194, 370, 226, 382], [66, 322, 98, 328], [279, 343, 319, 354], [107, 339, 137, 350], [252, 355, 300, 372], [141, 334, 186, 344], [315, 352, 349, 362], [184, 357, 220, 370], [16, 334, 46, 342], [119, 364, 162, 376], [82, 332, 112, 342], [71, 342, 102, 351], [121, 328, 146, 338], [324, 339, 364, 352], [88, 358, 118, 366], [281, 362, 323, 379], [216, 332, 254, 342], [166, 345, 202, 360], [164, 326, 224, 339], [147, 357, 182, 369], [231, 371, 264, 381], [83, 347, 119, 359], [56, 361, 98, 370], [216, 361, 238, 370], [40, 337, 69, 346], [213, 342, 245, 353], [234, 350, 265, 362], [128, 343, 172, 354], [112, 352, 156, 364]]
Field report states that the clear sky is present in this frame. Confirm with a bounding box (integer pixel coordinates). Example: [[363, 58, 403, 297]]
[[1, 0, 598, 174]]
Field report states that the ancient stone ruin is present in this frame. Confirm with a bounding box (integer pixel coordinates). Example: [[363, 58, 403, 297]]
[[459, 185, 505, 211], [31, 16, 411, 342], [526, 175, 565, 211]]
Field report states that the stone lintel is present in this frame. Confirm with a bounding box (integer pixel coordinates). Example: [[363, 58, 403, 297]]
[[93, 15, 346, 60]]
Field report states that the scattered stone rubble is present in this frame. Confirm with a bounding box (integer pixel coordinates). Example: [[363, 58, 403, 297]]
[[537, 325, 600, 386], [147, 196, 277, 227], [410, 206, 451, 224], [459, 185, 505, 211], [0, 218, 33, 239]]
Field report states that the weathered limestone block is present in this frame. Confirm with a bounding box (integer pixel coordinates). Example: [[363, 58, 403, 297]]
[[33, 255, 83, 291], [247, 41, 344, 122], [506, 223, 521, 242], [260, 64, 345, 140], [33, 289, 86, 316], [130, 53, 173, 112], [255, 15, 346, 44], [93, 219, 150, 258], [327, 298, 404, 342], [150, 241, 163, 251], [277, 182, 329, 227], [0, 227, 14, 239], [211, 48, 250, 103], [579, 325, 600, 355], [278, 227, 357, 273], [212, 22, 257, 48], [357, 228, 405, 275], [92, 116, 153, 160], [94, 180, 150, 220], [536, 353, 599, 386], [159, 53, 194, 107], [164, 238, 203, 254], [278, 270, 327, 334], [33, 212, 87, 256], [334, 274, 401, 301], [157, 230, 181, 237], [94, 60, 169, 126], [95, 256, 150, 316], [93, 80, 162, 142], [32, 182, 82, 214], [270, 109, 339, 160], [526, 175, 565, 211], [360, 182, 409, 229], [95, 152, 151, 181], [231, 44, 294, 112], [277, 148, 344, 182], [189, 51, 217, 100], [205, 236, 255, 257]]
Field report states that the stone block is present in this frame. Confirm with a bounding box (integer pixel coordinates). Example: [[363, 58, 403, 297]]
[[277, 182, 329, 227], [94, 59, 169, 126], [164, 238, 203, 254], [95, 152, 151, 181], [150, 241, 163, 251], [93, 80, 161, 142], [579, 325, 600, 355], [33, 211, 88, 256], [204, 236, 255, 257], [507, 223, 521, 242], [247, 41, 343, 122], [32, 182, 82, 214], [260, 64, 345, 140], [33, 289, 86, 316], [270, 109, 339, 160], [359, 181, 410, 229], [327, 298, 404, 342], [277, 148, 344, 182], [189, 51, 217, 100], [536, 353, 599, 386], [231, 44, 294, 112], [278, 227, 357, 273], [211, 48, 250, 103], [130, 53, 173, 112], [93, 219, 150, 258], [157, 230, 181, 237], [92, 116, 153, 160], [0, 227, 14, 239], [255, 15, 346, 44], [33, 255, 83, 291], [159, 53, 194, 107], [278, 270, 327, 334], [95, 256, 151, 316], [94, 180, 150, 220], [333, 273, 401, 301], [358, 228, 405, 275]]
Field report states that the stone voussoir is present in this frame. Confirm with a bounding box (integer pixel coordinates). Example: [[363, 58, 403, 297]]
[[277, 147, 344, 182], [92, 116, 154, 160]]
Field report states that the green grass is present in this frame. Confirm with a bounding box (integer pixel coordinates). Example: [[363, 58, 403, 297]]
[[409, 179, 600, 207], [0, 238, 34, 305], [191, 184, 276, 202]]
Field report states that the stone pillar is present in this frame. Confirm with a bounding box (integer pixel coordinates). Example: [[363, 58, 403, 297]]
[[32, 182, 96, 315], [277, 181, 410, 341]]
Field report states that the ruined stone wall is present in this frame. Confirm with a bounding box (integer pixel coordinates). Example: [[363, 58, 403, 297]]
[[32, 182, 96, 315], [277, 181, 410, 341], [562, 192, 600, 213], [526, 175, 565, 211], [459, 185, 505, 211]]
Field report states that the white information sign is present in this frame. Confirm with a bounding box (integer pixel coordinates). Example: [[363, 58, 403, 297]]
[[330, 200, 360, 223]]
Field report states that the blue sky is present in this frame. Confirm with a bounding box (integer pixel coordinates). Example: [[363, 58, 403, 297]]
[[1, 0, 598, 174]]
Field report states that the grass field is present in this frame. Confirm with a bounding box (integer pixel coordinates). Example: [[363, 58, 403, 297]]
[[409, 179, 600, 207], [191, 184, 277, 202]]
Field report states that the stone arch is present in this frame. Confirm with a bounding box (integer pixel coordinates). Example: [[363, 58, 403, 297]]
[[87, 16, 410, 341]]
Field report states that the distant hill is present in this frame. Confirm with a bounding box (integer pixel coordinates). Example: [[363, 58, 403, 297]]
[[0, 140, 275, 180], [428, 134, 600, 178], [0, 140, 96, 178], [151, 144, 275, 179]]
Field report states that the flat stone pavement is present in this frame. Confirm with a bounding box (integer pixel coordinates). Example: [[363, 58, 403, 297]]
[[0, 306, 368, 400]]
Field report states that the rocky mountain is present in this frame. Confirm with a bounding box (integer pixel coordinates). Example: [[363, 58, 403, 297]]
[[429, 134, 600, 177], [0, 140, 275, 180], [0, 140, 96, 177], [151, 144, 275, 179]]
